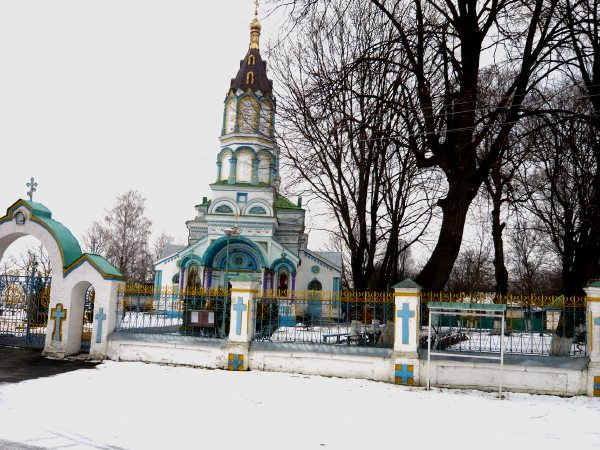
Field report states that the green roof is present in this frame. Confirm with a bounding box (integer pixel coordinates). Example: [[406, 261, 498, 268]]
[[84, 254, 125, 279], [3, 200, 83, 268], [587, 280, 600, 288], [392, 278, 422, 289], [1, 199, 126, 281], [275, 194, 302, 210]]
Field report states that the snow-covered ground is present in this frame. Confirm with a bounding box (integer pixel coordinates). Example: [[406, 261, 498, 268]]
[[0, 361, 599, 449]]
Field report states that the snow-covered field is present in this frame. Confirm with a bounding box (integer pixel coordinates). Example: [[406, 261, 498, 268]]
[[0, 361, 599, 449]]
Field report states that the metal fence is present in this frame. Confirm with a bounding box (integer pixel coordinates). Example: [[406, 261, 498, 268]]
[[116, 285, 230, 339], [419, 292, 587, 357], [254, 290, 395, 348]]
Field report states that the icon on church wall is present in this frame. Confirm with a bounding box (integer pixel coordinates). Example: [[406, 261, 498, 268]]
[[15, 211, 25, 225], [187, 264, 201, 289]]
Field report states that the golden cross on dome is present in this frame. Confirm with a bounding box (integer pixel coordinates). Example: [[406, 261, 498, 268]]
[[254, 0, 259, 17]]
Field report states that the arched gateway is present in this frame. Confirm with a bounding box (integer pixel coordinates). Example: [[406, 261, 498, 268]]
[[0, 199, 126, 357]]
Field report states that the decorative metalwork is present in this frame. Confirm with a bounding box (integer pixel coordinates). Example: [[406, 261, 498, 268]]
[[419, 292, 588, 357], [254, 291, 395, 348], [26, 177, 38, 201], [0, 273, 51, 349], [80, 286, 95, 352], [116, 284, 230, 339]]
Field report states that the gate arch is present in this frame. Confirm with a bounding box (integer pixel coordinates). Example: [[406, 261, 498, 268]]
[[0, 199, 126, 356]]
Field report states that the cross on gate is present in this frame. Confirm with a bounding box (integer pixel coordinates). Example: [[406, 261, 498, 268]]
[[95, 307, 106, 343], [396, 302, 415, 344], [26, 177, 38, 201], [233, 297, 247, 335], [395, 364, 414, 385], [51, 303, 67, 341], [228, 353, 244, 371]]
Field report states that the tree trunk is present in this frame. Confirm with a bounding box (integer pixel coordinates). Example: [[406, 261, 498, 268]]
[[415, 179, 477, 292], [491, 200, 508, 296]]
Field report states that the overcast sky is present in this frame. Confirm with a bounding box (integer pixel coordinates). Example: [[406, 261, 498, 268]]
[[0, 0, 329, 257]]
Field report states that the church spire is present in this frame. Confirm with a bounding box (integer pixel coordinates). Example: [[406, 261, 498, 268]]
[[249, 0, 261, 49]]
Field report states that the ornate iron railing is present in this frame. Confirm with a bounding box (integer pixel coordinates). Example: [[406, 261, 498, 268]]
[[254, 292, 395, 348], [116, 286, 230, 339], [419, 292, 587, 357]]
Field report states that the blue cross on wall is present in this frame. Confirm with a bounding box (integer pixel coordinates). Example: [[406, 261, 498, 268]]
[[95, 307, 107, 343], [228, 353, 244, 371], [395, 364, 414, 385], [396, 302, 415, 344], [232, 297, 247, 335], [51, 304, 67, 341]]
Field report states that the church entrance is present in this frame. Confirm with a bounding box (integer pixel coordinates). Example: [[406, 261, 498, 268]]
[[0, 272, 51, 349]]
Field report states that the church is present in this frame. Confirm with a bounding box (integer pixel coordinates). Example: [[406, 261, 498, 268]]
[[154, 11, 342, 296]]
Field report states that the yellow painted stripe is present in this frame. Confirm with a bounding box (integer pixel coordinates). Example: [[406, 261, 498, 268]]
[[394, 292, 420, 298], [586, 297, 600, 303], [591, 311, 594, 354], [231, 288, 259, 293]]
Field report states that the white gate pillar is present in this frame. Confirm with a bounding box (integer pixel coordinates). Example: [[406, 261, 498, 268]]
[[585, 282, 600, 397], [225, 274, 261, 371], [391, 279, 422, 387]]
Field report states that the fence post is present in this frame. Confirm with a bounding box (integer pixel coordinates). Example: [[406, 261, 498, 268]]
[[226, 274, 260, 371], [391, 278, 421, 386], [584, 281, 600, 397]]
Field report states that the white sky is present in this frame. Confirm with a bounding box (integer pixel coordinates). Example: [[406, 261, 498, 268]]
[[0, 1, 327, 255]]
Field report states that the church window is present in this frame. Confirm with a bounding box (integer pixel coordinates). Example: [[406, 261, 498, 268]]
[[215, 204, 234, 214], [308, 279, 322, 291], [248, 55, 256, 65], [248, 205, 267, 215], [259, 101, 273, 136], [258, 155, 270, 183], [220, 152, 232, 181], [236, 152, 252, 182], [225, 99, 236, 133], [239, 98, 256, 132], [247, 72, 254, 85]]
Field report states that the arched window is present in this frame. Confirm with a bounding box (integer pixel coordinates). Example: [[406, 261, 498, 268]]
[[225, 99, 236, 133], [239, 98, 256, 132], [220, 152, 231, 181], [259, 101, 273, 136], [248, 55, 256, 65], [215, 204, 234, 214], [247, 72, 254, 85], [258, 154, 271, 183], [236, 152, 252, 183], [308, 279, 322, 291], [248, 205, 267, 215]]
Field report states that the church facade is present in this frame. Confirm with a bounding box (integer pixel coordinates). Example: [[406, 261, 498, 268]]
[[154, 15, 342, 296]]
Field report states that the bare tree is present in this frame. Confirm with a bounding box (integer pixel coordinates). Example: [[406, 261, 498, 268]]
[[277, 0, 564, 291], [507, 215, 555, 295], [153, 232, 175, 261], [84, 191, 153, 283], [273, 1, 436, 290]]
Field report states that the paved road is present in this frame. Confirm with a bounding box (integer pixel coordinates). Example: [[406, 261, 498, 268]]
[[0, 345, 98, 384]]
